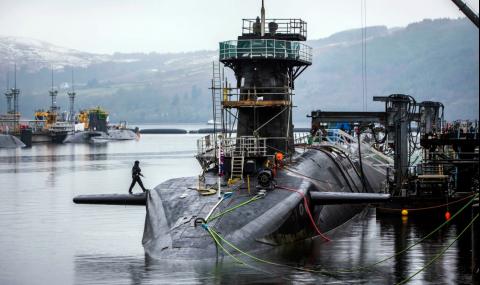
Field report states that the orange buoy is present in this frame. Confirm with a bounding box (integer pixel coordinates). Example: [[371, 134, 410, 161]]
[[445, 211, 451, 220], [401, 209, 409, 216]]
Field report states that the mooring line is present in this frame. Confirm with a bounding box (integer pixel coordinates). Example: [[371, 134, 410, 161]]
[[202, 224, 296, 282], [206, 195, 263, 223], [377, 193, 477, 212], [316, 193, 479, 273], [396, 213, 479, 285], [208, 226, 339, 277], [200, 194, 478, 277]]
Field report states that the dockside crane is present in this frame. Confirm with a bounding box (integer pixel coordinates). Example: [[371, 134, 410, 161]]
[[451, 0, 479, 28]]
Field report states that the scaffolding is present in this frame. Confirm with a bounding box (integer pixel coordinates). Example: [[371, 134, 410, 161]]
[[197, 64, 294, 171], [242, 18, 307, 40]]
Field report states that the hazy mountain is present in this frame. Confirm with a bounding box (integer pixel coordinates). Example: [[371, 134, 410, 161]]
[[0, 36, 111, 71], [0, 18, 478, 123]]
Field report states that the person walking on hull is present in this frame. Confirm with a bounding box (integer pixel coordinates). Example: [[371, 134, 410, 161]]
[[129, 160, 148, 194]]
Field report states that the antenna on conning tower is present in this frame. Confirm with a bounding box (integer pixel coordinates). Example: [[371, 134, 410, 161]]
[[260, 0, 266, 36]]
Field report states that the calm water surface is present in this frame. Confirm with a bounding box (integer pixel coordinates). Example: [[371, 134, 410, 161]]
[[0, 128, 474, 284]]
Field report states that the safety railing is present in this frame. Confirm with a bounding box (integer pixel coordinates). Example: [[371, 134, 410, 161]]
[[294, 132, 310, 145], [223, 136, 267, 157], [197, 134, 215, 158], [219, 39, 312, 64], [324, 129, 394, 167], [414, 164, 445, 176], [197, 135, 268, 159], [217, 87, 293, 108], [242, 18, 307, 38]]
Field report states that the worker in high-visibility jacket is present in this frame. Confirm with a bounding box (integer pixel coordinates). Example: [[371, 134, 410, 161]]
[[273, 152, 284, 176]]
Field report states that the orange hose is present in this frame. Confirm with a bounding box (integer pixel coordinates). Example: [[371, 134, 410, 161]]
[[277, 186, 331, 242]]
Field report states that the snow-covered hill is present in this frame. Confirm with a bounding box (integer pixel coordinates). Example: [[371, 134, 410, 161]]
[[0, 36, 111, 72]]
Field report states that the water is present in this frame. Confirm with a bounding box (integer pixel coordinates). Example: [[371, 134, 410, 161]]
[[0, 130, 474, 284]]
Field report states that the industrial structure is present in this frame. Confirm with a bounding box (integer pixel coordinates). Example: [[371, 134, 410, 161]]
[[311, 96, 478, 214], [67, 70, 76, 123], [1, 66, 22, 136]]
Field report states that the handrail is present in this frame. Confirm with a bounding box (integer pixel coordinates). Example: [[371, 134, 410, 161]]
[[324, 129, 394, 165], [216, 87, 294, 105], [197, 136, 268, 159], [242, 18, 307, 38], [219, 39, 312, 64]]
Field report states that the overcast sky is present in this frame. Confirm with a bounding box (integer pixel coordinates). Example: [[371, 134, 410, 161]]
[[0, 0, 478, 54]]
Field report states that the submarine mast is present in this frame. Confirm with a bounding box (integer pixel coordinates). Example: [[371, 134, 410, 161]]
[[219, 0, 312, 157]]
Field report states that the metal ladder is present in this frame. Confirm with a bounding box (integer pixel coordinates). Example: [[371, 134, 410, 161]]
[[230, 151, 244, 180], [212, 62, 223, 135]]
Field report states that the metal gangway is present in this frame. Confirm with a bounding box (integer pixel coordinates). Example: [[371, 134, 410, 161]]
[[326, 129, 393, 164]]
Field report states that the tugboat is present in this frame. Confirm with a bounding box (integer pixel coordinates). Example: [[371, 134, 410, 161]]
[[64, 107, 110, 143], [32, 72, 73, 144], [64, 107, 137, 143], [141, 2, 389, 260]]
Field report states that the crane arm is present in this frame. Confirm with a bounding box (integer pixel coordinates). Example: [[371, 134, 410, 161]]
[[451, 0, 479, 28]]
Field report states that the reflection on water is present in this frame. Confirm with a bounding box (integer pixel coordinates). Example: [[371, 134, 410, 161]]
[[72, 210, 473, 285], [0, 133, 474, 284]]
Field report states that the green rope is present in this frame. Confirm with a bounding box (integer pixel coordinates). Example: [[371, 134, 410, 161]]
[[203, 224, 248, 266], [207, 195, 262, 223], [209, 226, 336, 276], [396, 213, 479, 285], [324, 193, 479, 273], [204, 194, 478, 276], [202, 224, 279, 278]]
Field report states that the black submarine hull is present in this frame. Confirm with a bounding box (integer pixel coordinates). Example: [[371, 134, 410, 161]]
[[142, 146, 386, 260]]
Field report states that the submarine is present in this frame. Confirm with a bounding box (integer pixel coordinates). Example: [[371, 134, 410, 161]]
[[72, 1, 394, 261], [64, 108, 137, 143], [141, 2, 390, 260]]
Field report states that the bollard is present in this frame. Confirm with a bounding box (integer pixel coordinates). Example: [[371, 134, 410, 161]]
[[472, 198, 479, 280]]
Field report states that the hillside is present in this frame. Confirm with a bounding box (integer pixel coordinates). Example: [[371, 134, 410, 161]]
[[0, 18, 478, 123]]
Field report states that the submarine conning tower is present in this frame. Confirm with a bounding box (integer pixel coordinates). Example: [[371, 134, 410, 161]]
[[219, 1, 312, 156]]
